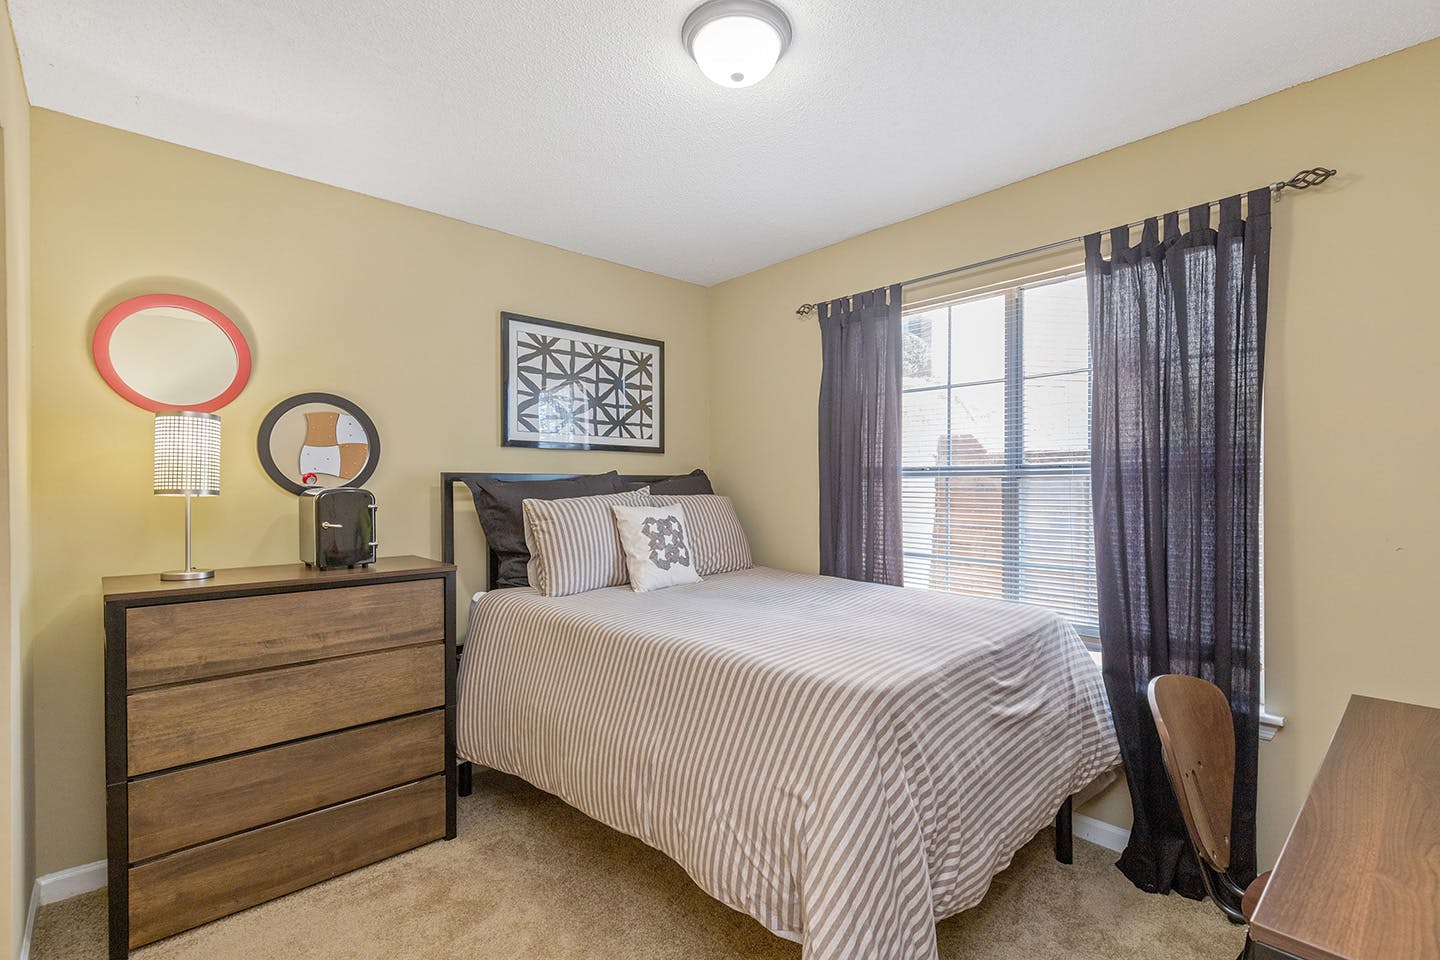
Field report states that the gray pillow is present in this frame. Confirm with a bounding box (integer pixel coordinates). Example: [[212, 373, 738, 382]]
[[649, 494, 753, 576], [639, 469, 714, 496], [464, 472, 625, 587], [523, 489, 652, 596]]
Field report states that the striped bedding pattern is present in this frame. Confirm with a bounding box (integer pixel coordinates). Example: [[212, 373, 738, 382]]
[[521, 489, 649, 596], [457, 567, 1119, 960], [650, 493, 754, 575]]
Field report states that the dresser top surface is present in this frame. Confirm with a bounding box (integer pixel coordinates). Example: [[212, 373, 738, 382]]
[[103, 555, 453, 603]]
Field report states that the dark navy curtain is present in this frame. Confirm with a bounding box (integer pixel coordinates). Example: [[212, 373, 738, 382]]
[[1085, 190, 1270, 897], [817, 285, 904, 585]]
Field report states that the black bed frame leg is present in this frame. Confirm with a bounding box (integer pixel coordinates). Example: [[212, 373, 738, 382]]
[[458, 761, 473, 797], [1054, 795, 1074, 864]]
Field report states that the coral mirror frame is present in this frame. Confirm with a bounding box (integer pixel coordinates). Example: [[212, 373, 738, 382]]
[[92, 293, 252, 413]]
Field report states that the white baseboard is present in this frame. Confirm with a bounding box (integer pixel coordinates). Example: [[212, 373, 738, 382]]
[[19, 879, 39, 960], [35, 859, 106, 905], [20, 860, 107, 960], [1074, 813, 1130, 853]]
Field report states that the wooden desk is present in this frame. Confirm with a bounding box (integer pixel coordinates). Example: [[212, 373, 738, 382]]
[[1249, 696, 1440, 960]]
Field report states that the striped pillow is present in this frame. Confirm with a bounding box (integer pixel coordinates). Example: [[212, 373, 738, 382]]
[[649, 494, 753, 576], [523, 490, 650, 597]]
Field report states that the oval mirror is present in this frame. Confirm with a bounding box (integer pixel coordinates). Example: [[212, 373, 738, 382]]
[[93, 294, 252, 412]]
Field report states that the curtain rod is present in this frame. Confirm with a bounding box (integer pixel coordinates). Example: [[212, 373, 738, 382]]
[[793, 166, 1337, 317]]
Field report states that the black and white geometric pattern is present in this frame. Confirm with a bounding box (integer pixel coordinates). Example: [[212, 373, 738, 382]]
[[503, 314, 663, 452]]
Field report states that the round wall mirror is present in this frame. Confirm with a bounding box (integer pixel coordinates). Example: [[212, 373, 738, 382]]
[[93, 294, 252, 412], [257, 393, 381, 495]]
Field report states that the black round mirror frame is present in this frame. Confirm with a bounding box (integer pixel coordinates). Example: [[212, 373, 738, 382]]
[[256, 392, 381, 495]]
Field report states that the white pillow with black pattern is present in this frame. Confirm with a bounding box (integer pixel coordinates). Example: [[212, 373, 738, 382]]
[[611, 503, 703, 592]]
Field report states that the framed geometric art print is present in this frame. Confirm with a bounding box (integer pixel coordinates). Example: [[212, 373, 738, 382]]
[[501, 312, 664, 453]]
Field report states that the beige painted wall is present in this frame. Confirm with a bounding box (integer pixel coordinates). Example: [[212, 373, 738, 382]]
[[0, 0, 28, 950], [18, 34, 1440, 887], [708, 39, 1440, 868], [27, 109, 710, 875]]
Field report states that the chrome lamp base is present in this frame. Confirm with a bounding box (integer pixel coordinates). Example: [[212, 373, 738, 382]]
[[160, 568, 214, 581], [160, 491, 214, 582]]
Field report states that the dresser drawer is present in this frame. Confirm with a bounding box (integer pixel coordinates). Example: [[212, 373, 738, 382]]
[[125, 579, 444, 689], [127, 775, 445, 948], [128, 710, 444, 862], [126, 644, 444, 776]]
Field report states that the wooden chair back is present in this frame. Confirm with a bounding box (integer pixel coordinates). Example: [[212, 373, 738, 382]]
[[1146, 674, 1236, 873]]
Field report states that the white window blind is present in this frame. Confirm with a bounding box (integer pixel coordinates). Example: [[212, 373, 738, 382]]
[[900, 271, 1099, 639]]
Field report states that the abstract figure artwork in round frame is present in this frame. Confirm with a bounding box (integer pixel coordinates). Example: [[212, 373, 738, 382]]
[[256, 392, 381, 495]]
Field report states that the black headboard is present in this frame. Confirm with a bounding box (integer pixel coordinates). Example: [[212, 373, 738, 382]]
[[440, 472, 696, 590]]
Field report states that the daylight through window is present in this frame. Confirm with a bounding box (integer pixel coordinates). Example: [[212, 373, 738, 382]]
[[900, 272, 1099, 639]]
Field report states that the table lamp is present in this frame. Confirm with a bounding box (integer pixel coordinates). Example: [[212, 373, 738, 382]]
[[154, 410, 221, 581]]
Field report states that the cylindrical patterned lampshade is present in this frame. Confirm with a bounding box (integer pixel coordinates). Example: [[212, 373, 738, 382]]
[[154, 410, 221, 496]]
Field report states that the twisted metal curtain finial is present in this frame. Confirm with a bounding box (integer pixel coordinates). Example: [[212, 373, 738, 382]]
[[796, 303, 817, 318], [1272, 167, 1337, 199]]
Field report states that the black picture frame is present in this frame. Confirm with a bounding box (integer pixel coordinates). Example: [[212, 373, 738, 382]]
[[256, 392, 381, 495], [500, 312, 665, 454]]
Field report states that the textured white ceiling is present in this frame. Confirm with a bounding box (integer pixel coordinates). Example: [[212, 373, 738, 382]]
[[10, 1, 1440, 285]]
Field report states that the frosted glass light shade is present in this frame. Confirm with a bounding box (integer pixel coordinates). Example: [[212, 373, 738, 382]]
[[154, 410, 221, 497], [683, 0, 792, 89]]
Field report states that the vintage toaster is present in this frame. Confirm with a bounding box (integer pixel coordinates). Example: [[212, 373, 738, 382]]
[[299, 487, 378, 569]]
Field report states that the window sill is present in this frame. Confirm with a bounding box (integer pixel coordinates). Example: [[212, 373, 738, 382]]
[[1084, 646, 1285, 741], [1259, 709, 1286, 741]]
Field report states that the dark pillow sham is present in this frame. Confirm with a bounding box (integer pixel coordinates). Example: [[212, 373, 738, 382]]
[[641, 469, 714, 496], [464, 471, 626, 587]]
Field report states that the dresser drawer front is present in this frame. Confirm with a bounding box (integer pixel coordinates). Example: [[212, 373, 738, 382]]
[[128, 776, 445, 948], [126, 578, 444, 689], [128, 710, 444, 862], [126, 644, 444, 776]]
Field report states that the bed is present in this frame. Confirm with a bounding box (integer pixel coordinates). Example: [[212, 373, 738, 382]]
[[442, 472, 1120, 960]]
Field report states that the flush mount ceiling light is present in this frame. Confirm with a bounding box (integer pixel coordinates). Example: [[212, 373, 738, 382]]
[[682, 0, 793, 89]]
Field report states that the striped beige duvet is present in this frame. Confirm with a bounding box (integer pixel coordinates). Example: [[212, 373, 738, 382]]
[[457, 567, 1119, 960]]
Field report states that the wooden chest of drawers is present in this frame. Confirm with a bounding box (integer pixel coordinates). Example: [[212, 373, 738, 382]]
[[103, 556, 456, 958]]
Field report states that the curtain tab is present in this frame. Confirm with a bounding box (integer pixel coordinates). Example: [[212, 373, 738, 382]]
[[1245, 187, 1272, 223], [1140, 218, 1161, 254], [1109, 225, 1130, 259], [1188, 203, 1211, 233], [1218, 195, 1245, 235], [1163, 211, 1181, 242]]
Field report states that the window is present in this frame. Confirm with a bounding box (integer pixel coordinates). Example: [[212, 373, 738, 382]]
[[900, 271, 1098, 640]]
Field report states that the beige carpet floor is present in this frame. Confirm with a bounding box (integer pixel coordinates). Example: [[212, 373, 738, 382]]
[[33, 769, 1243, 959]]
